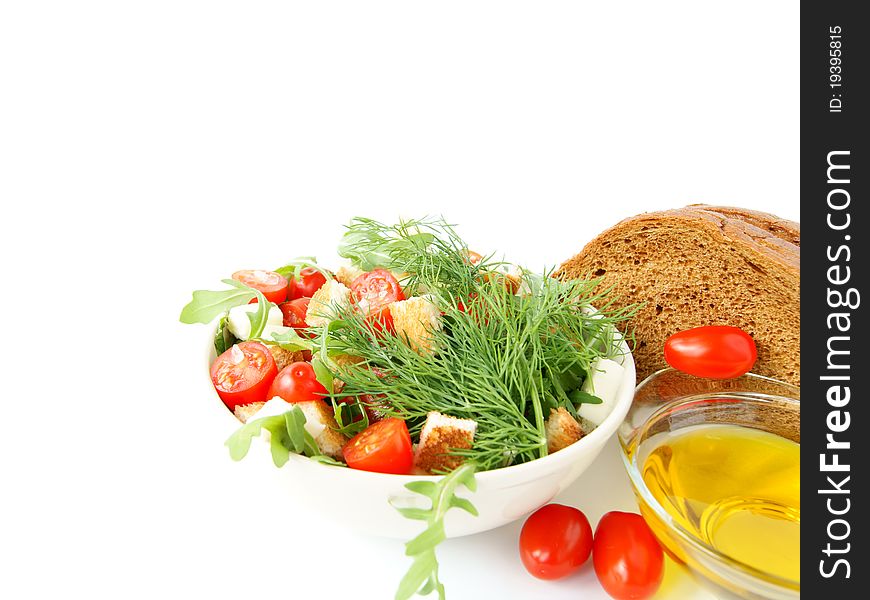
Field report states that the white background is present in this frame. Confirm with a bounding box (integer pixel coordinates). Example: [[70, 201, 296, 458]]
[[1, 2, 798, 599]]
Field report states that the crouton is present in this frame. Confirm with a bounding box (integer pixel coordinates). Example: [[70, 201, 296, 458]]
[[306, 280, 352, 327], [296, 400, 349, 460], [414, 411, 477, 474], [389, 296, 442, 354], [233, 402, 266, 424], [335, 263, 365, 287], [545, 407, 584, 453], [330, 354, 365, 393], [268, 345, 305, 371]]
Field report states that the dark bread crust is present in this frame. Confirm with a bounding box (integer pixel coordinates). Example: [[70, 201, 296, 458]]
[[688, 204, 800, 247], [556, 206, 800, 386]]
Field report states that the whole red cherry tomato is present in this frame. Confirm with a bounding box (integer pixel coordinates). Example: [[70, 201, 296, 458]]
[[267, 362, 328, 403], [519, 504, 594, 580], [663, 325, 757, 379], [593, 512, 663, 600], [288, 267, 327, 300]]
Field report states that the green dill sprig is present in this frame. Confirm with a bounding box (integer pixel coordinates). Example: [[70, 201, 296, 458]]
[[338, 216, 501, 297], [328, 219, 635, 471]]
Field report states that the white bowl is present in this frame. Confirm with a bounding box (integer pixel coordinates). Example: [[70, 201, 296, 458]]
[[206, 331, 636, 539]]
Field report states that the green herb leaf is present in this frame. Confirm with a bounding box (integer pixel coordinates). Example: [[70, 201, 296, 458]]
[[243, 298, 270, 340], [180, 285, 255, 324], [392, 463, 477, 600], [568, 389, 604, 405], [273, 257, 318, 279], [283, 409, 307, 453], [307, 454, 346, 467], [224, 406, 326, 467], [331, 399, 370, 437], [213, 314, 237, 355], [268, 327, 318, 353], [310, 356, 334, 391]]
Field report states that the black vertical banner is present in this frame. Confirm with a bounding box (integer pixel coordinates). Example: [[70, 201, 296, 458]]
[[802, 1, 868, 596]]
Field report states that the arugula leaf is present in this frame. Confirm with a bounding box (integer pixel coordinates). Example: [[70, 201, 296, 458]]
[[307, 454, 346, 467], [338, 230, 392, 270], [225, 406, 325, 467], [331, 399, 370, 437], [556, 361, 587, 392], [310, 355, 334, 391], [266, 327, 318, 353], [213, 314, 238, 355], [179, 284, 255, 324], [274, 257, 318, 279], [243, 295, 270, 340], [568, 389, 604, 405], [392, 463, 478, 600]]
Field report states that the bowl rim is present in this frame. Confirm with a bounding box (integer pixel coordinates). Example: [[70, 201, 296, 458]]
[[620, 368, 800, 592], [205, 319, 637, 484]]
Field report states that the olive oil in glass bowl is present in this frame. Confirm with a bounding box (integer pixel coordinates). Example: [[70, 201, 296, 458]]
[[619, 369, 800, 600]]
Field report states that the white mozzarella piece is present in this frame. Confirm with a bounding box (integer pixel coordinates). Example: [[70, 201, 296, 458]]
[[227, 303, 283, 340]]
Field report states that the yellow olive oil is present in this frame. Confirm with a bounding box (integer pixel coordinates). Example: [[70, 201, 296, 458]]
[[640, 424, 800, 583]]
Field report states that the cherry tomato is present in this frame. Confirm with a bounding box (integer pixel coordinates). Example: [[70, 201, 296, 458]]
[[232, 270, 289, 304], [267, 361, 329, 403], [342, 418, 413, 474], [279, 297, 310, 328], [519, 504, 594, 580], [593, 512, 664, 600], [211, 341, 278, 410], [288, 267, 327, 300], [664, 325, 757, 379], [358, 393, 390, 423], [350, 269, 405, 333]]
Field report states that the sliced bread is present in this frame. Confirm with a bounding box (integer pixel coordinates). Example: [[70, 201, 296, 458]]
[[555, 205, 800, 386]]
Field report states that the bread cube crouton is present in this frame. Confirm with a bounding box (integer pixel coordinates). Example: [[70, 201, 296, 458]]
[[414, 411, 477, 474], [330, 354, 365, 393], [233, 402, 266, 424], [296, 400, 349, 460], [306, 280, 352, 327], [389, 296, 442, 354], [545, 407, 584, 453], [268, 345, 305, 371], [335, 264, 365, 287]]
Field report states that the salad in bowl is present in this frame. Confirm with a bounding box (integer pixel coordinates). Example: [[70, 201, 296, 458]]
[[181, 217, 635, 599]]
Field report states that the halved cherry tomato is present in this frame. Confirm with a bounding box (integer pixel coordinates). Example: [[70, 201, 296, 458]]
[[279, 297, 310, 328], [593, 512, 664, 600], [288, 267, 327, 300], [342, 418, 413, 474], [267, 362, 328, 403], [232, 270, 289, 304], [664, 325, 757, 379], [350, 269, 405, 333], [519, 504, 594, 580], [211, 341, 278, 410]]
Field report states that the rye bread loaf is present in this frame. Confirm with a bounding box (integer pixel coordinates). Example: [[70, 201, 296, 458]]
[[556, 205, 800, 386]]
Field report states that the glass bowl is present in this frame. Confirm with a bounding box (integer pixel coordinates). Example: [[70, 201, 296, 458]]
[[618, 369, 800, 600]]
